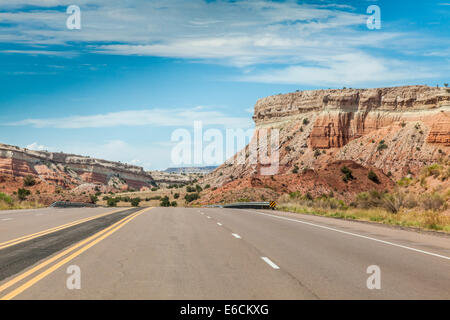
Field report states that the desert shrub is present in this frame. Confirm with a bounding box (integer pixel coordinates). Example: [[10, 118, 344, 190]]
[[195, 184, 203, 192], [107, 198, 119, 207], [314, 149, 321, 158], [289, 191, 301, 199], [131, 197, 141, 207], [377, 140, 388, 152], [315, 197, 347, 210], [23, 175, 36, 187], [184, 193, 200, 203], [341, 166, 354, 182], [422, 164, 442, 178], [355, 190, 384, 209], [17, 188, 31, 201], [186, 186, 196, 193], [368, 170, 380, 184], [292, 165, 299, 174], [151, 187, 158, 191], [0, 192, 13, 205], [171, 201, 178, 207], [303, 118, 310, 125], [397, 177, 413, 187], [160, 196, 170, 207], [174, 193, 180, 199], [90, 195, 98, 204], [421, 193, 445, 211], [403, 194, 419, 209], [204, 184, 210, 189], [381, 193, 404, 213]]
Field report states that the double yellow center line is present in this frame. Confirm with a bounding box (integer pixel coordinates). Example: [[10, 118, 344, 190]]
[[0, 208, 130, 250], [0, 207, 151, 300]]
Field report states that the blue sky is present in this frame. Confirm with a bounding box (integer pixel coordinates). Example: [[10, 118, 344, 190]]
[[0, 0, 448, 170]]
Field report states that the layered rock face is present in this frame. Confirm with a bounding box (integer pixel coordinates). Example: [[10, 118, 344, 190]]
[[0, 143, 156, 190], [203, 86, 450, 201], [254, 86, 450, 149]]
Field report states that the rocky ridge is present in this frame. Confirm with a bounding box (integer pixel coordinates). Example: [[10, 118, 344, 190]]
[[0, 143, 156, 192], [202, 85, 450, 203]]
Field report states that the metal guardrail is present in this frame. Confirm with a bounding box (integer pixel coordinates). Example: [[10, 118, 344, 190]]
[[50, 201, 97, 208], [222, 201, 276, 210]]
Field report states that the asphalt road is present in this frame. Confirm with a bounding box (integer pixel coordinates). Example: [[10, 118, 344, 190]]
[[0, 206, 449, 300]]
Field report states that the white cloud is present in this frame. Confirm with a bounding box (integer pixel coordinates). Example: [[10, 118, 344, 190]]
[[7, 107, 253, 129], [0, 0, 447, 85], [26, 142, 49, 151], [240, 52, 438, 86]]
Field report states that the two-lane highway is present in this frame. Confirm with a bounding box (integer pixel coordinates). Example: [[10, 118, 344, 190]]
[[0, 207, 449, 299]]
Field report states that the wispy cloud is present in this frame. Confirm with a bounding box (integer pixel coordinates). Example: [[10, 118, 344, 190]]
[[7, 107, 253, 129], [1, 0, 448, 85], [26, 142, 50, 151], [240, 52, 438, 86]]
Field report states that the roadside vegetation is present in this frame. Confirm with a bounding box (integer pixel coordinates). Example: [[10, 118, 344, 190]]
[[0, 191, 44, 210], [97, 180, 207, 208], [279, 160, 450, 232]]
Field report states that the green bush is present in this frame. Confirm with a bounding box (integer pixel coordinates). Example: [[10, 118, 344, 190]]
[[107, 198, 119, 207], [0, 192, 13, 205], [17, 188, 31, 201], [314, 149, 321, 158], [171, 201, 178, 207], [174, 193, 180, 199], [377, 141, 388, 152], [160, 196, 171, 207], [184, 193, 200, 203], [368, 170, 380, 184], [90, 195, 98, 204], [23, 175, 36, 187], [186, 186, 196, 193], [341, 166, 354, 182], [131, 197, 141, 207]]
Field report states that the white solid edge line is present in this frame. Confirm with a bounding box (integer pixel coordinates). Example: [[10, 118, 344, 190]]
[[242, 210, 450, 261], [261, 257, 280, 269], [232, 233, 241, 239], [217, 222, 222, 226]]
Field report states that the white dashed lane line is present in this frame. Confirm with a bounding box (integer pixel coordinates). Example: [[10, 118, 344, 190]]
[[1, 218, 13, 221], [261, 257, 280, 269], [243, 210, 450, 261], [204, 212, 280, 271]]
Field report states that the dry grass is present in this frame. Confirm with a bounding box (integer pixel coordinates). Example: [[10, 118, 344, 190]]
[[278, 202, 450, 233], [96, 186, 196, 207], [0, 199, 45, 211]]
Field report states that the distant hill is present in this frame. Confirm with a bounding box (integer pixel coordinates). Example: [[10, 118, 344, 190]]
[[164, 166, 218, 174]]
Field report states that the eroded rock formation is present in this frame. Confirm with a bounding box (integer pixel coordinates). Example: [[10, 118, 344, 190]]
[[0, 143, 156, 191], [202, 85, 450, 203]]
